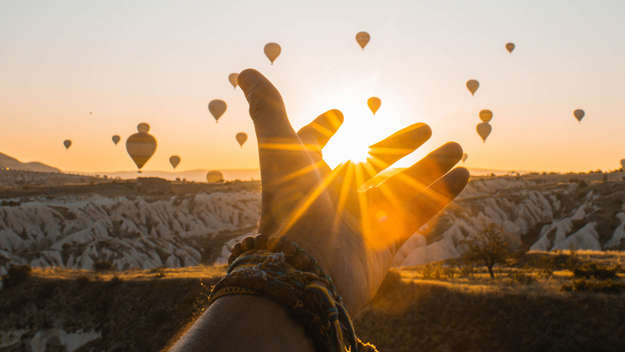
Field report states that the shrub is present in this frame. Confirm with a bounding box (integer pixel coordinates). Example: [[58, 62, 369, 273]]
[[462, 224, 510, 278], [94, 260, 115, 272], [422, 263, 443, 280], [562, 279, 625, 294], [539, 267, 554, 280], [508, 271, 535, 285], [442, 266, 456, 279], [573, 263, 618, 280], [2, 264, 31, 288], [458, 262, 475, 278]]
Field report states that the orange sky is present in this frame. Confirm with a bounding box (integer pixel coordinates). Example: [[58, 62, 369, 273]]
[[1, 1, 625, 173]]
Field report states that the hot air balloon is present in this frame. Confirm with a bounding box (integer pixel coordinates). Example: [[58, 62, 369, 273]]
[[169, 155, 181, 169], [228, 73, 239, 88], [479, 109, 493, 122], [264, 42, 281, 65], [63, 140, 72, 149], [112, 135, 121, 145], [573, 109, 585, 122], [235, 132, 248, 147], [367, 97, 381, 115], [126, 132, 157, 170], [355, 31, 370, 49], [505, 42, 515, 53], [476, 122, 492, 142], [208, 99, 227, 122], [466, 80, 479, 96], [206, 170, 224, 183], [462, 153, 468, 163], [137, 122, 150, 133]]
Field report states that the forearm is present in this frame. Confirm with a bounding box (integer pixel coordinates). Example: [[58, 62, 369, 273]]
[[168, 295, 315, 352]]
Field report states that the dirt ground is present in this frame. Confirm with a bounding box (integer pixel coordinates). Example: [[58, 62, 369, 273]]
[[1, 251, 624, 351]]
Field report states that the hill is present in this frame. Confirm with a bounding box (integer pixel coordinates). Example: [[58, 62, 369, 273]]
[[0, 153, 59, 173], [93, 169, 260, 183]]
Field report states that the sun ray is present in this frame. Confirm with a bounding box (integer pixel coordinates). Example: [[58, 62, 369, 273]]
[[260, 142, 320, 152], [277, 163, 346, 236], [353, 164, 372, 243], [333, 162, 355, 231], [308, 122, 335, 139], [368, 146, 415, 157], [269, 160, 325, 187]]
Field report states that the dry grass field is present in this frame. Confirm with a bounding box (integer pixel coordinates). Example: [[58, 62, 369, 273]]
[[2, 251, 625, 351]]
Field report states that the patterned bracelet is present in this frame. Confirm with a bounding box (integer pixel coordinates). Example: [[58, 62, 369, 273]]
[[208, 234, 378, 352]]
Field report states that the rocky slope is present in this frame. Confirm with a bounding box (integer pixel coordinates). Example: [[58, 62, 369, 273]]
[[2, 173, 625, 274], [0, 190, 260, 275], [394, 174, 625, 265]]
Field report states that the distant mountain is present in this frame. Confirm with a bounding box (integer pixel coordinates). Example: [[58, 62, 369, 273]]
[[0, 152, 60, 173], [89, 168, 260, 182]]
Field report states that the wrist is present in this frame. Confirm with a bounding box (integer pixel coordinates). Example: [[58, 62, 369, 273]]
[[168, 295, 315, 352], [213, 234, 378, 352]]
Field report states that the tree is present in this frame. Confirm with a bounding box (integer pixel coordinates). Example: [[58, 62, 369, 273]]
[[462, 224, 509, 278]]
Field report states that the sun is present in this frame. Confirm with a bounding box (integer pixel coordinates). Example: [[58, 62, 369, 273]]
[[316, 100, 393, 168], [322, 125, 374, 168]]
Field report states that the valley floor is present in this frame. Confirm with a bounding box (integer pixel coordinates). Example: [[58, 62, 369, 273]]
[[1, 251, 624, 352]]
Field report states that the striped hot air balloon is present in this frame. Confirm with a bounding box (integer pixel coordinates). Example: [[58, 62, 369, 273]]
[[126, 132, 157, 170]]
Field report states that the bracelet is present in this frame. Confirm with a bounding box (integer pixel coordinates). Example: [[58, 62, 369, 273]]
[[208, 234, 378, 352]]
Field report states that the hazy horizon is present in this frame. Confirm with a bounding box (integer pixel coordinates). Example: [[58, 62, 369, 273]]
[[2, 0, 625, 173]]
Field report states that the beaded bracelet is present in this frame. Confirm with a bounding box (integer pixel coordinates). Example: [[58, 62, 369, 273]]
[[208, 234, 378, 352]]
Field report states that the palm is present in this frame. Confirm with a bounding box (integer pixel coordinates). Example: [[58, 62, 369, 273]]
[[238, 69, 468, 313]]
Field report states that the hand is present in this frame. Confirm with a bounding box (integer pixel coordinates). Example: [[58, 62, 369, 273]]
[[238, 69, 469, 314]]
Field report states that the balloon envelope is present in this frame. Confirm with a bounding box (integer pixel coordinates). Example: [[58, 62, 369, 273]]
[[355, 31, 370, 49], [573, 109, 585, 122], [264, 42, 281, 64], [112, 135, 121, 145], [367, 97, 381, 115], [476, 122, 492, 142], [126, 132, 157, 169], [63, 140, 72, 149], [235, 132, 248, 147], [462, 153, 468, 163], [208, 99, 227, 122], [137, 122, 150, 133], [206, 170, 224, 183], [228, 73, 239, 88], [505, 42, 515, 53], [479, 109, 493, 122], [169, 155, 181, 169], [466, 80, 479, 95]]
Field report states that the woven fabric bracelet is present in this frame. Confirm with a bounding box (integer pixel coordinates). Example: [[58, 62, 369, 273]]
[[208, 234, 378, 352]]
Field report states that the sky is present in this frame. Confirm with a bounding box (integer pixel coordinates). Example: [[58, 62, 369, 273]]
[[1, 0, 625, 173]]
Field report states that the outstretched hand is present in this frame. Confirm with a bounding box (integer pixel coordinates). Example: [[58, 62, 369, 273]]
[[238, 69, 469, 314]]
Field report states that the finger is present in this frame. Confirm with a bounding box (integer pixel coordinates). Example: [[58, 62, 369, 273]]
[[297, 109, 344, 156], [380, 142, 463, 198], [237, 69, 312, 175], [369, 167, 469, 251], [238, 69, 297, 140], [363, 123, 432, 180], [237, 69, 318, 234], [407, 167, 469, 228]]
